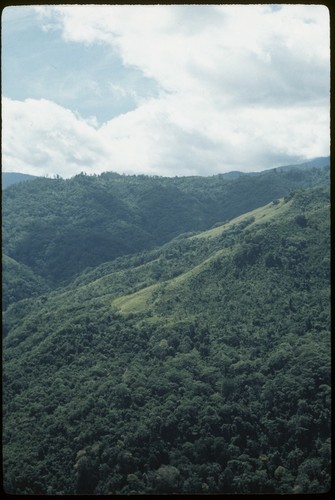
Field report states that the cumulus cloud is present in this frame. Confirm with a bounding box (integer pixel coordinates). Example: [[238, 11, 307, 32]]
[[2, 97, 108, 177], [2, 5, 330, 177]]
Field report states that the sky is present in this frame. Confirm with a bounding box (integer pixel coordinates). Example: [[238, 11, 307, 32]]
[[1, 4, 330, 178]]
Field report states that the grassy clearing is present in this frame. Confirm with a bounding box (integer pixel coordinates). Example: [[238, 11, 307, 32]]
[[112, 245, 232, 319], [193, 198, 290, 240], [113, 283, 159, 314], [112, 199, 291, 317]]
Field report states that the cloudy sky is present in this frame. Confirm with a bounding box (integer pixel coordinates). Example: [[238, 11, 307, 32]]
[[2, 4, 330, 178]]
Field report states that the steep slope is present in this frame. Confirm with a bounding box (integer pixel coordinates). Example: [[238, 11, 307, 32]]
[[2, 161, 329, 285], [3, 186, 330, 495], [2, 255, 50, 311]]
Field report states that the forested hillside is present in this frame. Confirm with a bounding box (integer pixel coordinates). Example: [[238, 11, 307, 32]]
[[2, 160, 329, 288], [1, 172, 38, 189], [2, 255, 50, 311], [3, 184, 330, 495]]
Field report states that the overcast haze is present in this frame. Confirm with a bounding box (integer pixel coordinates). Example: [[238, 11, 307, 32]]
[[2, 4, 330, 178]]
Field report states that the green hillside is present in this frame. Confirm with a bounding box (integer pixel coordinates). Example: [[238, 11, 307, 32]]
[[2, 255, 50, 310], [2, 161, 329, 286], [3, 186, 330, 495]]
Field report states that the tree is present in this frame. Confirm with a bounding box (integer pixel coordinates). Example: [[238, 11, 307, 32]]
[[155, 465, 180, 493]]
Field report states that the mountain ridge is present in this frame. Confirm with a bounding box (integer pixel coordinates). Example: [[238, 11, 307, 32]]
[[2, 158, 329, 289], [2, 155, 330, 187]]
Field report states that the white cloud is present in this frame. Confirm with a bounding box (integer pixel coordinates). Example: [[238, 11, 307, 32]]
[[2, 5, 330, 177], [2, 97, 109, 177]]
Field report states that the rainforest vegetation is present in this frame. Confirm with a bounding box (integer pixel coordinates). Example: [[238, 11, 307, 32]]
[[2, 160, 328, 286], [2, 160, 331, 494]]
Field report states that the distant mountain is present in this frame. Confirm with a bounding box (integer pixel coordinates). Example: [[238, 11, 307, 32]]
[[220, 171, 245, 180], [1, 156, 329, 189], [220, 156, 331, 177], [271, 156, 330, 173], [2, 172, 38, 189]]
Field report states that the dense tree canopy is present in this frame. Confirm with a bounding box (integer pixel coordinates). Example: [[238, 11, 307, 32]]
[[2, 163, 329, 286], [2, 179, 330, 494]]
